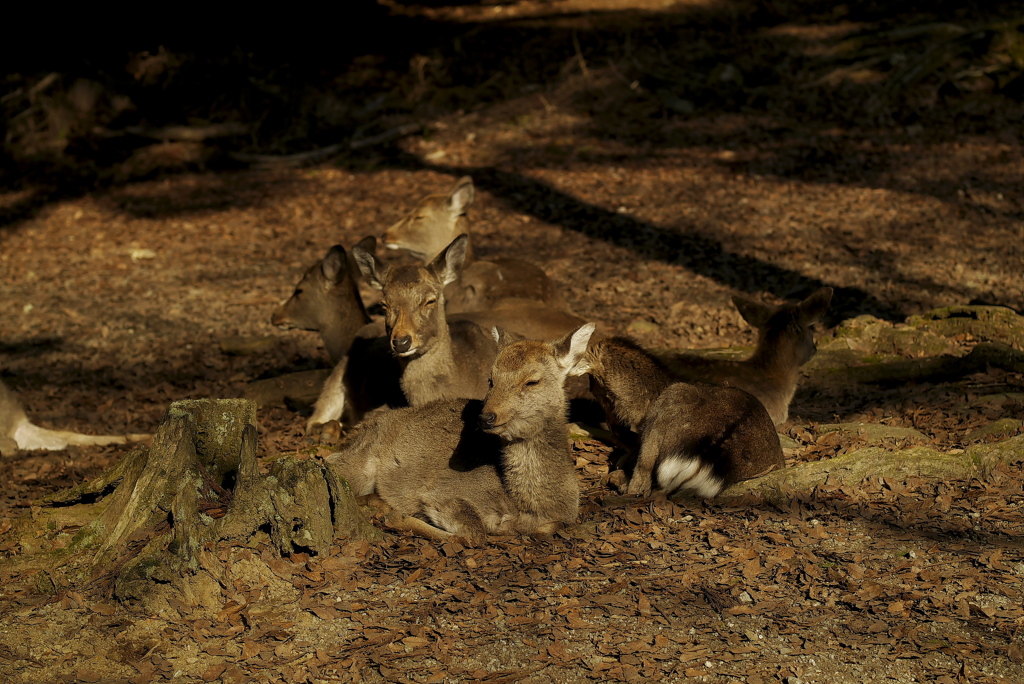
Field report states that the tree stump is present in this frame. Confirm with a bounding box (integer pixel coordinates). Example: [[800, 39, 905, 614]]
[[37, 398, 376, 600]]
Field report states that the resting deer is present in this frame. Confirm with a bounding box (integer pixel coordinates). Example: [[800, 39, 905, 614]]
[[278, 236, 588, 428], [382, 176, 570, 314], [585, 337, 783, 498], [1, 379, 149, 455], [270, 238, 405, 430], [658, 287, 833, 424], [325, 323, 594, 542], [271, 237, 377, 364], [357, 233, 538, 406]]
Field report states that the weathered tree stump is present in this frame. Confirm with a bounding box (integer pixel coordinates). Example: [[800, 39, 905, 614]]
[[35, 399, 376, 600]]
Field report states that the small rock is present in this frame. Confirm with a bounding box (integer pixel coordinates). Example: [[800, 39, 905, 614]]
[[627, 319, 661, 336], [739, 591, 753, 604], [778, 433, 801, 449]]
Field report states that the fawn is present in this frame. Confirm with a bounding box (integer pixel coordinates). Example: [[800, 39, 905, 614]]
[[1, 379, 149, 455], [325, 323, 595, 542], [276, 236, 587, 429], [382, 176, 570, 314], [658, 288, 833, 424], [354, 233, 499, 405], [585, 337, 783, 498]]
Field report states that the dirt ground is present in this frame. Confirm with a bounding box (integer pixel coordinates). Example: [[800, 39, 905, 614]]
[[2, 1, 1024, 682]]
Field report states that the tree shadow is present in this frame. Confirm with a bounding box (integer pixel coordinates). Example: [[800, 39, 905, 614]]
[[2, 0, 1021, 314]]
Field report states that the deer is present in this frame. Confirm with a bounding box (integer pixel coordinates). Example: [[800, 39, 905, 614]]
[[353, 233, 501, 405], [271, 237, 377, 365], [270, 238, 404, 432], [584, 337, 783, 499], [382, 176, 571, 314], [276, 236, 590, 429], [657, 287, 833, 425], [1, 378, 149, 455], [324, 322, 595, 542]]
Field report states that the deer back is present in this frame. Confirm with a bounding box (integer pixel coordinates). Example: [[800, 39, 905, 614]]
[[658, 287, 833, 424], [382, 176, 571, 314]]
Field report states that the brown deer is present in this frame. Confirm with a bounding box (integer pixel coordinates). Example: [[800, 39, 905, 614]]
[[1, 379, 149, 455], [270, 237, 404, 430], [271, 237, 376, 364], [382, 176, 571, 314], [585, 337, 783, 498], [275, 236, 588, 430], [658, 288, 833, 425], [324, 323, 595, 542], [353, 233, 500, 405]]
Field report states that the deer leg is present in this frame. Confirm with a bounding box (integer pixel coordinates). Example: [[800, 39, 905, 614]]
[[306, 358, 349, 432], [423, 499, 488, 545], [384, 514, 455, 542], [625, 439, 658, 497]]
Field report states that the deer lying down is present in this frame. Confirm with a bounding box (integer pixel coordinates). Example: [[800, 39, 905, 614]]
[[274, 235, 588, 429], [382, 176, 571, 314], [1, 379, 149, 456], [325, 323, 595, 542], [585, 337, 783, 499], [658, 287, 833, 425], [271, 237, 377, 365]]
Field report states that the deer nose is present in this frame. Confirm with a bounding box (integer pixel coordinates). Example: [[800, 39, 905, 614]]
[[479, 412, 497, 429], [392, 335, 413, 354]]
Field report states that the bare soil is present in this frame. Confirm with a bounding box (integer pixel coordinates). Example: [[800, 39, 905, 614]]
[[2, 1, 1023, 682]]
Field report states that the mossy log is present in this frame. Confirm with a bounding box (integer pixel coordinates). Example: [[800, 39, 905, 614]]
[[32, 399, 375, 599], [721, 435, 1024, 503]]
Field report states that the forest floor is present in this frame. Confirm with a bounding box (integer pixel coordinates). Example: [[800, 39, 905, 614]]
[[1, 0, 1024, 682]]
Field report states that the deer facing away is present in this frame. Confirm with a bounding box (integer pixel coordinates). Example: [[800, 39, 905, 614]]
[[658, 287, 833, 425], [382, 176, 570, 314], [325, 322, 595, 542], [1, 379, 149, 456], [585, 337, 783, 498]]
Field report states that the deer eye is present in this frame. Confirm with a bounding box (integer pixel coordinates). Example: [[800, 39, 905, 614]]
[[487, 377, 493, 388], [293, 288, 303, 296], [424, 297, 437, 308], [524, 379, 540, 388]]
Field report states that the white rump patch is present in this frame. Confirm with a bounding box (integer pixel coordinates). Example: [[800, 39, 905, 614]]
[[657, 453, 725, 499]]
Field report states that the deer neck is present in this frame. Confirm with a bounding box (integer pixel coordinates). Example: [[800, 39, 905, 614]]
[[746, 334, 801, 381], [320, 289, 372, 364], [398, 317, 457, 404], [500, 421, 569, 513]]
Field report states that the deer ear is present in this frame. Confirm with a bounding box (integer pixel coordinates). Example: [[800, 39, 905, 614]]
[[732, 295, 773, 329], [799, 287, 833, 323], [491, 326, 515, 350], [353, 235, 377, 255], [447, 177, 475, 216], [430, 234, 469, 286], [321, 246, 348, 284], [352, 245, 387, 291], [554, 322, 596, 376]]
